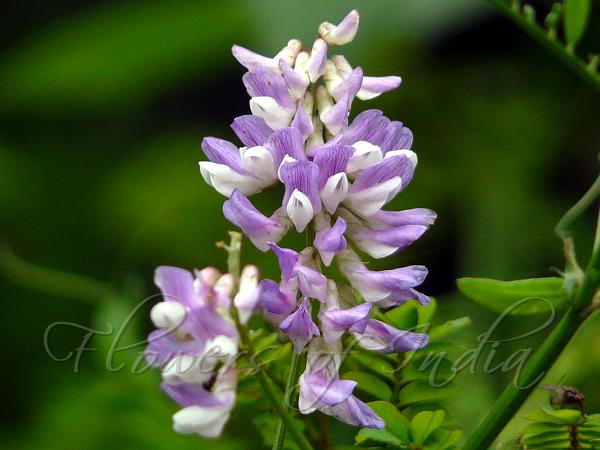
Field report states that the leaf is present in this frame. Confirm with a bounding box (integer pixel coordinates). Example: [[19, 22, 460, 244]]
[[564, 0, 592, 46], [426, 428, 462, 449], [349, 349, 396, 382], [397, 381, 457, 406], [456, 277, 569, 315], [343, 371, 393, 401], [384, 303, 419, 330], [429, 316, 472, 341], [410, 410, 445, 444], [355, 401, 410, 446], [418, 297, 437, 327], [525, 408, 584, 425]]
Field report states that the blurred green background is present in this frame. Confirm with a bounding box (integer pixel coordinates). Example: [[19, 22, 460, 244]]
[[1, 0, 599, 448]]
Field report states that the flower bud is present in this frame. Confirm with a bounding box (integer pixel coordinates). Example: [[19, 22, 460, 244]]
[[318, 10, 360, 46]]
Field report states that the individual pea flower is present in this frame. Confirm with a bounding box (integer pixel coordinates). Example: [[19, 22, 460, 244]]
[[298, 338, 385, 429], [145, 265, 260, 438]]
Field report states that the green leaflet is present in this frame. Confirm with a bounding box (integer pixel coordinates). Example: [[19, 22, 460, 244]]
[[457, 277, 569, 315], [564, 0, 592, 46], [342, 371, 393, 401], [410, 410, 446, 444]]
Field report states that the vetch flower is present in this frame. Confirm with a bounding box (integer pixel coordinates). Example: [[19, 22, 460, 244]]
[[353, 319, 429, 354], [279, 298, 320, 353], [146, 265, 259, 438]]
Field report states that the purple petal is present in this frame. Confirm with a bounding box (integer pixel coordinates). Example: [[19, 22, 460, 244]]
[[350, 155, 413, 193], [369, 208, 437, 228], [186, 304, 238, 343], [231, 45, 277, 72], [354, 320, 429, 354], [243, 69, 295, 109], [299, 370, 357, 412], [348, 222, 429, 259], [279, 299, 320, 353], [154, 266, 198, 308], [267, 242, 299, 281], [294, 265, 328, 301], [335, 109, 388, 145], [314, 217, 347, 266], [291, 102, 314, 140], [266, 127, 306, 167], [280, 160, 321, 213], [312, 145, 354, 189], [338, 249, 428, 302], [161, 382, 221, 408], [319, 10, 360, 46], [201, 137, 246, 174], [258, 279, 297, 323], [357, 75, 402, 100], [279, 59, 309, 98], [321, 93, 351, 134], [323, 395, 385, 429], [145, 328, 202, 367], [377, 121, 412, 153], [306, 39, 328, 82], [320, 303, 371, 343], [373, 288, 431, 308], [223, 190, 288, 251], [330, 67, 363, 102], [231, 115, 274, 147]]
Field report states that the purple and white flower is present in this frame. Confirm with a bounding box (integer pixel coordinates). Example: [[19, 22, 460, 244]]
[[146, 265, 253, 438]]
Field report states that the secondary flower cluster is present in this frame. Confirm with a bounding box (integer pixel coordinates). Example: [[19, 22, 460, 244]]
[[198, 10, 435, 430], [145, 265, 259, 437]]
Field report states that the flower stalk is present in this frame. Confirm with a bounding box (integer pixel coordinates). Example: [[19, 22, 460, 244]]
[[222, 232, 315, 450], [463, 219, 600, 450]]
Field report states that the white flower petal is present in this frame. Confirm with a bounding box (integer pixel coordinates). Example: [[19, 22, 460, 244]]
[[240, 145, 277, 184], [344, 177, 402, 217], [320, 172, 349, 214], [384, 149, 418, 167], [172, 405, 230, 438], [347, 141, 383, 173], [199, 162, 262, 197], [286, 189, 315, 232], [150, 301, 187, 330], [249, 96, 295, 130], [162, 354, 214, 385]]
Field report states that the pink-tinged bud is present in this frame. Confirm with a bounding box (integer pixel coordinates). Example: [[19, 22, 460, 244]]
[[274, 39, 303, 67], [199, 267, 220, 286], [306, 39, 328, 82], [318, 10, 360, 46], [234, 265, 260, 324], [215, 274, 235, 297]]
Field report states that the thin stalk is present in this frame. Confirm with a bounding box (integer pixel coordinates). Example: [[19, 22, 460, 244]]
[[555, 173, 600, 239], [0, 245, 115, 304], [272, 351, 301, 450], [486, 0, 600, 94], [221, 232, 314, 450], [463, 241, 600, 450]]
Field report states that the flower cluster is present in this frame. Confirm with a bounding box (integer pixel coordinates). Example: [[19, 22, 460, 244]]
[[145, 265, 259, 437], [198, 10, 436, 429]]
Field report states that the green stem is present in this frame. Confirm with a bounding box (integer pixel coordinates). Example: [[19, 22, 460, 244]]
[[555, 173, 600, 239], [463, 242, 600, 450], [221, 233, 314, 450], [0, 245, 115, 304], [272, 351, 301, 450], [485, 0, 600, 94]]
